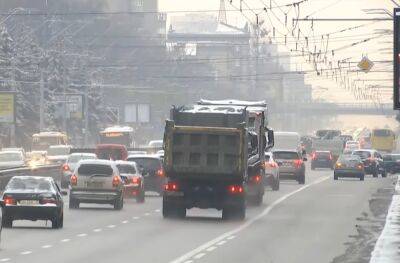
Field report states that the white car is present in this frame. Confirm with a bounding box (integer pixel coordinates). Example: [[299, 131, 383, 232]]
[[47, 145, 72, 164], [264, 152, 280, 191], [344, 140, 360, 153], [0, 151, 25, 170]]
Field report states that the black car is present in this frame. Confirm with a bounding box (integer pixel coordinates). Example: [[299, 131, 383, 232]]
[[127, 155, 166, 194], [334, 154, 365, 181], [383, 154, 400, 174], [2, 176, 66, 229], [311, 151, 334, 170], [352, 150, 386, 177]]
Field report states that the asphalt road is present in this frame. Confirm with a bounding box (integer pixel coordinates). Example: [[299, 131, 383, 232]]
[[0, 166, 394, 263]]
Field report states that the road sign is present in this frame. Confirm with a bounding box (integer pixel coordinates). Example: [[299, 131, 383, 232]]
[[0, 92, 15, 123], [394, 8, 400, 109], [357, 56, 374, 73]]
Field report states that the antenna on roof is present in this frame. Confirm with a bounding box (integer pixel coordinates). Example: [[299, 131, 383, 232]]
[[218, 0, 227, 24]]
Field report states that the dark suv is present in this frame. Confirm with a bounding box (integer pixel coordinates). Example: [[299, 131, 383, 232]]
[[311, 151, 334, 170], [352, 150, 386, 177]]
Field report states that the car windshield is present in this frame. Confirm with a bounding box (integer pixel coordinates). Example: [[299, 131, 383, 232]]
[[68, 155, 96, 163], [77, 164, 113, 176], [117, 164, 136, 174], [127, 158, 161, 170], [353, 151, 371, 159], [6, 177, 53, 191], [273, 152, 299, 160], [48, 147, 69, 156], [373, 129, 392, 137], [0, 152, 23, 162]]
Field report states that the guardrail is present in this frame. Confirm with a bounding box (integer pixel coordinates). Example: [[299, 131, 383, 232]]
[[0, 165, 61, 191]]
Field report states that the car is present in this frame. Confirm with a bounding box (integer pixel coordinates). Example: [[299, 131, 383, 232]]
[[69, 159, 124, 210], [28, 150, 48, 168], [264, 152, 280, 191], [127, 155, 166, 194], [47, 145, 72, 164], [311, 151, 334, 170], [115, 161, 145, 203], [352, 149, 386, 177], [61, 153, 97, 188], [334, 154, 365, 181], [273, 150, 306, 184], [0, 151, 26, 170], [0, 200, 3, 242], [383, 153, 400, 174], [148, 140, 163, 154], [1, 176, 66, 229], [2, 147, 26, 158], [344, 140, 360, 153]]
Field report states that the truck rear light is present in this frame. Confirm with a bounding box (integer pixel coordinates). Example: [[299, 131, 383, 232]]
[[3, 195, 16, 205], [62, 164, 70, 171], [112, 175, 121, 187], [250, 175, 262, 184], [70, 174, 78, 186], [164, 182, 179, 191], [228, 185, 244, 194], [156, 169, 164, 177]]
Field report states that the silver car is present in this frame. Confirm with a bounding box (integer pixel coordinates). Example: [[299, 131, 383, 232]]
[[273, 150, 306, 184], [61, 153, 97, 188], [69, 160, 124, 210]]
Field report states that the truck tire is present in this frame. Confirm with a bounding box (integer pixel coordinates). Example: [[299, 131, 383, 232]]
[[114, 196, 124, 210], [2, 216, 12, 228], [69, 197, 79, 209], [222, 202, 246, 221], [163, 198, 186, 219]]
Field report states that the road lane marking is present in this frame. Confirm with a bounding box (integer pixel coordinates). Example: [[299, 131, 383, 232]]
[[144, 213, 151, 216], [193, 253, 206, 259], [133, 216, 140, 220], [183, 261, 193, 263], [107, 224, 116, 228], [169, 176, 330, 263], [206, 246, 217, 252], [21, 251, 32, 255], [0, 258, 10, 262], [155, 209, 160, 212], [93, 228, 102, 232], [122, 220, 129, 224], [77, 233, 87, 237], [61, 239, 70, 243], [227, 236, 235, 240], [41, 245, 52, 249], [216, 240, 226, 246]]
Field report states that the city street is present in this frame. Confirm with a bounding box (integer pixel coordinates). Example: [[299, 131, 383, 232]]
[[0, 166, 394, 263]]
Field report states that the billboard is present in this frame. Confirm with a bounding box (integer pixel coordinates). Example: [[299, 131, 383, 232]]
[[54, 94, 84, 120], [0, 92, 15, 123], [394, 8, 400, 109]]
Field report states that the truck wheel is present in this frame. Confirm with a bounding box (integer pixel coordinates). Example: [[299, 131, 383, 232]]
[[163, 198, 185, 219], [114, 196, 123, 210], [69, 198, 79, 209], [298, 174, 305, 184], [162, 198, 172, 218], [136, 190, 145, 203], [223, 202, 246, 221], [253, 193, 263, 206], [272, 179, 280, 191]]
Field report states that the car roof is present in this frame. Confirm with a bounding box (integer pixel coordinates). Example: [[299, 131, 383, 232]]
[[127, 154, 161, 159], [77, 159, 116, 166], [114, 160, 137, 166], [10, 176, 54, 182]]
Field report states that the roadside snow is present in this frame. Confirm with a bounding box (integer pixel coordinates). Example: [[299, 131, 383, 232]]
[[370, 175, 400, 263]]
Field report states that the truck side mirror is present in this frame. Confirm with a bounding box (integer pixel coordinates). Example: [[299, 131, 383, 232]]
[[266, 129, 274, 150]]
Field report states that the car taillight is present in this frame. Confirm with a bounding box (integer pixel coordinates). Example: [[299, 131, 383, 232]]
[[164, 182, 179, 191], [3, 196, 16, 206], [294, 159, 303, 168], [250, 175, 262, 184], [40, 197, 57, 204], [70, 174, 78, 186], [228, 185, 244, 194], [62, 164, 70, 171], [336, 162, 342, 168], [357, 164, 364, 170], [311, 152, 316, 160], [112, 175, 121, 187], [132, 177, 141, 184], [157, 169, 164, 177]]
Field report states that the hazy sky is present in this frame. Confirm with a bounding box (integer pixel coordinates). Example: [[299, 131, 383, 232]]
[[159, 0, 395, 104]]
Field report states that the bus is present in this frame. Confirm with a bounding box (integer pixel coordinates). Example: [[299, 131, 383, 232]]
[[32, 132, 68, 151], [371, 129, 396, 152], [99, 126, 135, 148]]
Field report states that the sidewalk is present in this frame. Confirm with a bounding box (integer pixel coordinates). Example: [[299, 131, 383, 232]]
[[370, 175, 400, 263]]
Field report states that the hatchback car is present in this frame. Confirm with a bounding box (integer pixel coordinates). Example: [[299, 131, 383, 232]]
[[383, 154, 400, 174], [115, 161, 145, 203], [0, 151, 25, 170], [264, 152, 280, 191], [61, 153, 97, 188], [311, 151, 334, 170], [127, 155, 165, 194], [352, 149, 386, 177], [334, 154, 365, 181], [69, 160, 124, 210], [47, 145, 72, 164], [273, 150, 306, 184], [2, 176, 66, 229]]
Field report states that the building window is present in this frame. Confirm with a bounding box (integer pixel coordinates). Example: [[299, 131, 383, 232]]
[[124, 103, 150, 123], [125, 104, 137, 123]]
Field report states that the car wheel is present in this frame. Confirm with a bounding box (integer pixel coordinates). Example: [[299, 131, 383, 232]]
[[114, 195, 123, 210], [373, 167, 378, 177], [2, 216, 12, 228], [136, 190, 145, 203], [162, 198, 185, 219], [360, 174, 365, 181], [381, 169, 387, 178], [334, 174, 338, 180], [69, 198, 79, 209], [272, 178, 280, 191], [298, 174, 305, 184]]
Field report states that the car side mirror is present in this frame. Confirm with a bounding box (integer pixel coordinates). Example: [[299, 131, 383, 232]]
[[303, 157, 308, 162], [61, 190, 68, 196]]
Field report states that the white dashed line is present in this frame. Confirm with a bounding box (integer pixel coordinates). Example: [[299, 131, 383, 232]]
[[133, 216, 140, 220], [0, 258, 10, 262], [107, 224, 116, 228], [216, 241, 226, 246], [21, 251, 33, 255], [193, 253, 206, 259], [206, 246, 217, 252], [61, 239, 70, 243], [227, 236, 235, 240], [144, 213, 150, 216], [122, 220, 129, 224], [155, 209, 160, 212], [183, 261, 193, 263], [77, 233, 87, 237], [93, 228, 102, 232], [41, 244, 53, 249]]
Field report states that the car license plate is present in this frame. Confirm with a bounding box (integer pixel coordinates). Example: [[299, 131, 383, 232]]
[[19, 200, 39, 206], [282, 162, 292, 167], [86, 182, 103, 188]]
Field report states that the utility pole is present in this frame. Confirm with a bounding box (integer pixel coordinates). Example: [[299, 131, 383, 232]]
[[39, 71, 45, 131], [84, 84, 89, 147]]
